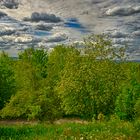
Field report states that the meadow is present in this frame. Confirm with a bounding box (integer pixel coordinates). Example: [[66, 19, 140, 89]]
[[0, 119, 140, 140]]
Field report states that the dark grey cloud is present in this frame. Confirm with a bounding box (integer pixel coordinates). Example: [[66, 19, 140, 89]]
[[23, 12, 62, 23], [0, 11, 7, 18], [35, 24, 53, 31], [0, 0, 19, 9]]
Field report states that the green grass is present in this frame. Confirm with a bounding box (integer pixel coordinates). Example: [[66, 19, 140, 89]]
[[0, 119, 140, 140]]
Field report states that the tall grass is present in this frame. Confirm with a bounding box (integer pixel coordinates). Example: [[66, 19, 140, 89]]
[[0, 119, 140, 140]]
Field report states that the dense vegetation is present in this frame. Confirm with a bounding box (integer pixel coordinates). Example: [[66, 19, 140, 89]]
[[0, 34, 140, 139]]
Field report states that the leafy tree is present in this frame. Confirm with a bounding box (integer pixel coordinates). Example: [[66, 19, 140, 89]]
[[19, 48, 48, 78], [0, 52, 16, 109], [115, 63, 140, 120], [46, 45, 80, 88], [0, 59, 40, 119], [1, 49, 61, 121], [1, 88, 61, 122], [34, 87, 62, 122], [84, 34, 126, 61], [57, 35, 126, 119]]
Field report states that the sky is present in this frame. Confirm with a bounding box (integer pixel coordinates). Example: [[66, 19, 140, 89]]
[[0, 0, 140, 60]]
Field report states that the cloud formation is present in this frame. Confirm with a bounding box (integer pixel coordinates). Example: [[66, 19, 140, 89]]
[[106, 6, 140, 16], [0, 0, 19, 9], [0, 26, 15, 36], [35, 23, 53, 31], [45, 33, 68, 42], [23, 12, 62, 23], [0, 11, 7, 18]]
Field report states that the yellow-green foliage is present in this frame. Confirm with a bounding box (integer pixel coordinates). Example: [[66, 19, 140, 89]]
[[57, 35, 127, 119], [0, 35, 140, 122]]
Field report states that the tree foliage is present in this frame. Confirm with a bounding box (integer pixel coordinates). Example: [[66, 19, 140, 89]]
[[0, 52, 16, 109], [0, 35, 139, 122], [115, 63, 140, 120], [1, 49, 61, 121], [57, 35, 126, 119]]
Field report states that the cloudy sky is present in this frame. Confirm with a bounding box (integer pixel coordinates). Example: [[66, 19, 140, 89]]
[[0, 0, 140, 59]]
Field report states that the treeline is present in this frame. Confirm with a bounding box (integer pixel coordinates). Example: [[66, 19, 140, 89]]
[[0, 35, 140, 122]]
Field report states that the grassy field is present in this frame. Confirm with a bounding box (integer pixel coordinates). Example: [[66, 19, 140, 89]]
[[0, 119, 140, 140]]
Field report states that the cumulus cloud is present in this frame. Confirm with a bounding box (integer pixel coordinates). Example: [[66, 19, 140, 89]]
[[14, 35, 36, 43], [106, 6, 140, 16], [0, 35, 41, 49], [0, 11, 7, 18], [18, 26, 29, 32], [23, 12, 62, 23], [45, 33, 68, 42], [35, 23, 53, 31], [132, 31, 140, 37], [14, 37, 31, 43], [0, 0, 19, 9], [0, 26, 16, 36]]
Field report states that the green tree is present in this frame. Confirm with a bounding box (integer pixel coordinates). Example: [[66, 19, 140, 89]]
[[19, 48, 48, 78], [115, 63, 140, 120], [0, 59, 40, 119], [47, 45, 80, 88], [0, 52, 16, 109], [1, 49, 61, 121], [57, 35, 126, 119]]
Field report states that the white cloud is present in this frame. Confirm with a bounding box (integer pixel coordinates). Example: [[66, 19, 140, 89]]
[[106, 6, 140, 16]]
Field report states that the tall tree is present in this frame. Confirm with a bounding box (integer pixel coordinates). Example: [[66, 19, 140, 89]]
[[57, 35, 126, 119]]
